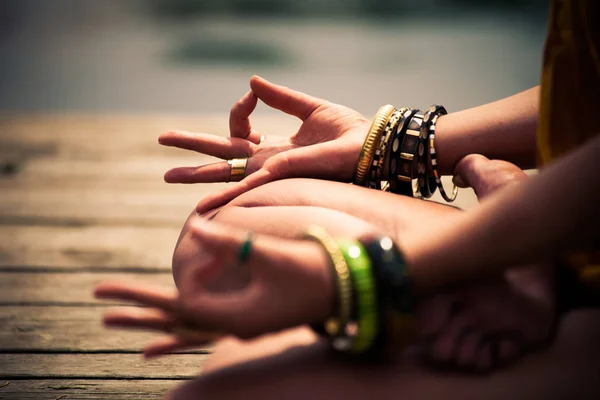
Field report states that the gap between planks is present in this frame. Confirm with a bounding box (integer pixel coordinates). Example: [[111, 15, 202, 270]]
[[0, 379, 187, 399], [0, 225, 180, 269], [0, 305, 214, 352], [0, 354, 206, 379], [0, 272, 174, 303]]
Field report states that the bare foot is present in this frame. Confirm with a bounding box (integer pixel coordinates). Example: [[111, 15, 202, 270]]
[[415, 155, 555, 372]]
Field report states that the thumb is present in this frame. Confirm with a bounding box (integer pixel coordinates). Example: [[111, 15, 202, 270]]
[[453, 155, 528, 199], [452, 154, 491, 193], [250, 75, 325, 121]]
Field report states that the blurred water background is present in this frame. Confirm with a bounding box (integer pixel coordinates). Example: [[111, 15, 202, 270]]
[[0, 0, 549, 116]]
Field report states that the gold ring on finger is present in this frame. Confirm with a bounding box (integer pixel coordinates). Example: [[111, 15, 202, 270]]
[[227, 158, 248, 182]]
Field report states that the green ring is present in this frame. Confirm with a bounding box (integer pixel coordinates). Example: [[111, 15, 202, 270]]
[[338, 239, 378, 353], [238, 232, 255, 263]]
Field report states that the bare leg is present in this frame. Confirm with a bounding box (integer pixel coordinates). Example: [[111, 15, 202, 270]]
[[420, 157, 554, 371], [173, 177, 553, 373], [174, 179, 457, 290], [225, 178, 458, 239], [166, 201, 589, 398], [198, 171, 553, 369], [174, 179, 459, 290], [172, 204, 376, 287], [165, 310, 600, 400]]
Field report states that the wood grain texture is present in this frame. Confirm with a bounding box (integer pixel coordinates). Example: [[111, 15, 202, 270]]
[[0, 114, 298, 398], [0, 354, 206, 378], [0, 306, 213, 352], [0, 225, 180, 270], [0, 114, 476, 228], [0, 379, 185, 400], [0, 273, 174, 304], [0, 114, 229, 226], [0, 114, 295, 165], [0, 184, 200, 227]]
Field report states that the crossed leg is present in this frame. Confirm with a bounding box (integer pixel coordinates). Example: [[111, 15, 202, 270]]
[[164, 309, 600, 400], [173, 170, 553, 372], [166, 178, 598, 400]]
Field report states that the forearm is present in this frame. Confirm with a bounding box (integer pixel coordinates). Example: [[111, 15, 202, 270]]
[[381, 87, 539, 178], [434, 86, 540, 173], [403, 133, 600, 292]]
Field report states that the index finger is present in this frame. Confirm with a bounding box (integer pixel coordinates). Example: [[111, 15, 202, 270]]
[[230, 90, 258, 139]]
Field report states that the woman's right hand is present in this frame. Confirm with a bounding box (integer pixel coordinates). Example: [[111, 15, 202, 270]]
[[95, 221, 337, 357], [158, 76, 372, 214]]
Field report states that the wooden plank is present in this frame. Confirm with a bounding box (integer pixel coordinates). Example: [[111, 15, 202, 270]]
[[0, 184, 201, 227], [0, 379, 184, 400], [0, 225, 180, 269], [0, 115, 478, 224], [4, 157, 209, 184], [0, 114, 225, 161], [0, 114, 295, 226], [0, 273, 174, 304], [0, 354, 206, 379], [0, 157, 217, 226], [0, 114, 294, 167], [0, 306, 206, 351]]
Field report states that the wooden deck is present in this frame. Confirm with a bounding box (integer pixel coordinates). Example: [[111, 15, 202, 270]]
[[3, 114, 600, 400], [0, 114, 244, 399], [0, 113, 487, 398]]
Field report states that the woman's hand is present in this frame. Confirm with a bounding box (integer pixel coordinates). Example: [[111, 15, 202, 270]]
[[452, 154, 530, 199], [93, 283, 223, 358], [95, 221, 335, 358], [158, 76, 371, 214]]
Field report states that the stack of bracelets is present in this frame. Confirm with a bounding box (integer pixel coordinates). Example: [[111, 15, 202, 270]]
[[354, 104, 458, 202], [304, 226, 415, 356]]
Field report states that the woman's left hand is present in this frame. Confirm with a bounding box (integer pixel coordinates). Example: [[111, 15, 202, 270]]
[[158, 76, 371, 214]]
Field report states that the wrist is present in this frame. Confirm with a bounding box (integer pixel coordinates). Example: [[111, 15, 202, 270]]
[[353, 105, 396, 186], [432, 113, 455, 175], [341, 122, 373, 182], [301, 229, 347, 327]]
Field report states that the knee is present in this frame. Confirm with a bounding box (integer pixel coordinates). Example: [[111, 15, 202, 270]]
[[172, 209, 203, 288], [172, 204, 245, 289], [229, 178, 320, 208], [172, 178, 328, 286], [172, 207, 253, 292]]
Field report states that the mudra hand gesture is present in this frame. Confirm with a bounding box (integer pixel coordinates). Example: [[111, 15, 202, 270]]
[[95, 222, 335, 358], [159, 76, 371, 214]]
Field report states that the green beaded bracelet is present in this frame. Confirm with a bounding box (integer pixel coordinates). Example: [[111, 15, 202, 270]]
[[338, 239, 378, 354]]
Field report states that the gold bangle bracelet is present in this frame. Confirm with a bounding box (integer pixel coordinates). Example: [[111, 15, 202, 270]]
[[303, 226, 352, 337], [372, 107, 408, 183], [354, 104, 396, 186]]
